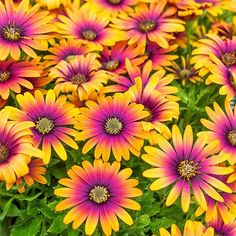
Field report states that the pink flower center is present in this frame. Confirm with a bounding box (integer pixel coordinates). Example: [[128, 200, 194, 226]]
[[2, 24, 21, 41], [89, 185, 110, 204], [36, 117, 54, 134], [139, 19, 156, 33], [227, 129, 236, 146], [103, 60, 119, 71], [70, 73, 87, 85], [104, 117, 123, 135], [82, 30, 97, 41], [0, 71, 10, 82], [178, 160, 198, 180], [0, 143, 9, 162], [222, 52, 236, 67], [107, 0, 121, 4]]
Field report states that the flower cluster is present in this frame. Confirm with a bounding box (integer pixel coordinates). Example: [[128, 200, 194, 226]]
[[1, 0, 236, 235]]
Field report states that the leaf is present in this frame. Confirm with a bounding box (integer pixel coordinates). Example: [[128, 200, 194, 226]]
[[0, 197, 15, 221], [137, 215, 150, 227], [40, 206, 56, 219], [47, 214, 67, 233], [150, 217, 176, 232]]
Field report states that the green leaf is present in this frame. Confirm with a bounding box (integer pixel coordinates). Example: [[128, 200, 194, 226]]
[[0, 197, 15, 221], [47, 214, 67, 233], [40, 206, 56, 219], [137, 215, 150, 227]]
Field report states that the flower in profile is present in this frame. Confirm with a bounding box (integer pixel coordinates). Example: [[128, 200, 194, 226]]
[[44, 39, 94, 68], [6, 90, 79, 164], [111, 1, 185, 50], [146, 42, 178, 70], [199, 101, 236, 164], [55, 160, 142, 235], [49, 53, 109, 100], [99, 41, 147, 75], [0, 59, 43, 100], [7, 158, 47, 193], [102, 59, 179, 102], [128, 76, 179, 139], [142, 125, 233, 212], [166, 56, 201, 85], [75, 93, 149, 161], [159, 220, 214, 236], [0, 109, 44, 188], [56, 5, 123, 51], [0, 0, 55, 60]]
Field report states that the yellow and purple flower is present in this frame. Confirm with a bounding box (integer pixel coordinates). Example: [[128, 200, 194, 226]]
[[75, 93, 149, 162], [142, 125, 233, 212], [0, 109, 44, 188], [0, 59, 42, 100], [0, 0, 55, 60], [55, 159, 142, 235], [6, 90, 79, 164], [200, 102, 236, 164], [111, 1, 185, 50], [49, 53, 109, 100]]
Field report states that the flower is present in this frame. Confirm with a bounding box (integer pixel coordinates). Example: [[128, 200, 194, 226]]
[[44, 39, 94, 68], [0, 109, 44, 188], [55, 159, 142, 235], [99, 41, 146, 75], [0, 59, 43, 100], [199, 101, 236, 164], [166, 56, 201, 85], [49, 53, 109, 100], [56, 5, 123, 51], [35, 0, 72, 10], [0, 0, 55, 60], [7, 158, 47, 193], [75, 93, 149, 161], [142, 125, 233, 212], [159, 220, 214, 236], [111, 1, 185, 50], [102, 59, 179, 102], [6, 90, 79, 164]]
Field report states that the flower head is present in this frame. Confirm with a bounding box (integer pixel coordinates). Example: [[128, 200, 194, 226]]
[[6, 90, 79, 164], [55, 159, 142, 235], [0, 0, 55, 60], [75, 93, 149, 161], [142, 125, 233, 212], [200, 102, 236, 164]]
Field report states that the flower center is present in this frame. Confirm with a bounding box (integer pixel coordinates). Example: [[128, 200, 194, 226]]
[[89, 185, 110, 204], [103, 60, 119, 71], [104, 117, 123, 135], [143, 107, 153, 122], [227, 129, 236, 146], [179, 69, 191, 79], [36, 117, 54, 134], [0, 71, 10, 82], [107, 0, 121, 4], [222, 52, 236, 67], [0, 143, 9, 163], [82, 30, 97, 41], [139, 19, 156, 33], [2, 24, 21, 41], [70, 73, 87, 85], [178, 160, 198, 180]]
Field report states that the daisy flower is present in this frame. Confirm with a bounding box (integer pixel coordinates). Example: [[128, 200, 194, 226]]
[[6, 90, 79, 164], [7, 158, 47, 193], [49, 53, 109, 100], [0, 0, 55, 60], [102, 59, 179, 102], [44, 39, 94, 68], [99, 41, 147, 75], [0, 59, 43, 100], [75, 93, 149, 162], [146, 42, 178, 70], [111, 1, 185, 50], [159, 220, 214, 236], [55, 160, 142, 236], [56, 5, 123, 51], [142, 125, 233, 212], [166, 56, 201, 86], [0, 109, 44, 188], [200, 101, 236, 164]]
